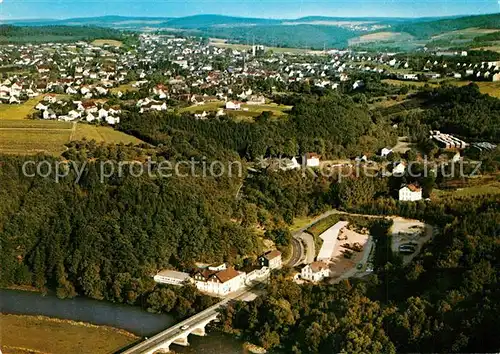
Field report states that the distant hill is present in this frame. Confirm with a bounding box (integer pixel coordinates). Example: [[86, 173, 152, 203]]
[[393, 13, 500, 39], [194, 24, 359, 49], [0, 25, 128, 44], [161, 14, 280, 29], [2, 13, 499, 50]]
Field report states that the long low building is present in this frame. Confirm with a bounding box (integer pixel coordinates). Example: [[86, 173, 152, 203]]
[[317, 221, 349, 262], [153, 270, 192, 286]]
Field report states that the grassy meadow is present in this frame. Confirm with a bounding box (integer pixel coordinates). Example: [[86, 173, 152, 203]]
[[0, 314, 137, 354], [179, 101, 292, 121]]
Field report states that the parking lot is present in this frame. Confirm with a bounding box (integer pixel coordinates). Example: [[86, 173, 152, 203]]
[[391, 217, 432, 264]]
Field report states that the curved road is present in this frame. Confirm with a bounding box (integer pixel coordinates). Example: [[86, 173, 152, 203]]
[[286, 210, 338, 267]]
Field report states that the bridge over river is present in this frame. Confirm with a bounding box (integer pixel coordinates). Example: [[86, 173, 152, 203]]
[[120, 288, 254, 354]]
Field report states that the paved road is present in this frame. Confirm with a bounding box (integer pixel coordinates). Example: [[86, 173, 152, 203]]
[[286, 210, 338, 267], [287, 237, 303, 267]]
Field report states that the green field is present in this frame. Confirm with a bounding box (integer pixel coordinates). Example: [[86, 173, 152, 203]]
[[0, 98, 43, 120], [0, 119, 142, 156], [382, 79, 500, 98], [91, 39, 123, 47], [180, 101, 292, 121], [73, 124, 143, 144], [0, 129, 73, 155], [110, 83, 139, 93], [434, 180, 500, 199], [0, 314, 137, 354], [307, 214, 343, 238]]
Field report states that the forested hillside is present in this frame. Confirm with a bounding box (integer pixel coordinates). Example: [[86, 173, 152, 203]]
[[120, 94, 397, 159], [396, 84, 500, 142], [393, 13, 500, 39], [0, 25, 129, 44], [0, 151, 256, 303]]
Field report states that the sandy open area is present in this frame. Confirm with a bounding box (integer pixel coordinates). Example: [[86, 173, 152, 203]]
[[328, 228, 369, 278], [391, 217, 432, 264]]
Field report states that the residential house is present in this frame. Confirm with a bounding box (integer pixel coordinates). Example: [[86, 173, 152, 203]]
[[301, 262, 330, 282], [35, 102, 49, 111], [352, 80, 365, 90], [304, 153, 320, 167], [380, 148, 393, 157], [193, 267, 246, 296], [246, 95, 266, 105], [279, 156, 301, 171], [258, 250, 282, 270], [225, 101, 241, 110], [43, 110, 57, 120], [86, 112, 97, 122], [153, 84, 168, 99], [398, 184, 422, 202], [392, 162, 406, 176], [98, 108, 108, 119], [105, 116, 120, 125], [44, 94, 58, 104]]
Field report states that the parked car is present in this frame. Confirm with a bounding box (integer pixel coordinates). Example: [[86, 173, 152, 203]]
[[180, 325, 190, 330], [399, 244, 416, 254]]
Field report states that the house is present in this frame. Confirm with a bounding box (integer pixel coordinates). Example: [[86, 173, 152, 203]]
[[80, 86, 91, 95], [42, 110, 56, 120], [380, 148, 393, 157], [153, 84, 168, 99], [493, 73, 500, 82], [67, 110, 81, 120], [398, 184, 422, 202], [225, 101, 241, 110], [280, 156, 301, 171], [355, 155, 367, 163], [98, 108, 108, 119], [105, 116, 120, 125], [66, 86, 78, 95], [402, 73, 418, 81], [301, 262, 330, 282], [193, 267, 246, 296], [35, 103, 49, 111], [86, 112, 97, 122], [392, 162, 406, 176], [95, 86, 108, 96], [352, 80, 365, 90], [304, 153, 320, 167], [258, 250, 282, 270], [9, 96, 21, 104], [153, 270, 191, 286], [140, 101, 167, 113], [44, 94, 58, 104], [246, 95, 266, 105], [82, 101, 98, 113]]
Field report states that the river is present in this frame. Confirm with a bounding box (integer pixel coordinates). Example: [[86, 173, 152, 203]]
[[0, 289, 245, 353]]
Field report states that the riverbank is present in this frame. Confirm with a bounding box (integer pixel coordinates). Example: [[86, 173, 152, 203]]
[[0, 313, 138, 354]]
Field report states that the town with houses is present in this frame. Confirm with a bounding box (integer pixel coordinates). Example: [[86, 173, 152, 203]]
[[1, 33, 499, 128]]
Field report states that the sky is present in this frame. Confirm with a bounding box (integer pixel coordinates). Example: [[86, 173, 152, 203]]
[[0, 0, 499, 20]]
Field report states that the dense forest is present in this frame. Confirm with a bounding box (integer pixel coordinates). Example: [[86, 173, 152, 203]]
[[393, 13, 500, 39], [0, 25, 130, 44], [0, 152, 256, 309], [395, 84, 500, 143], [120, 94, 397, 160]]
